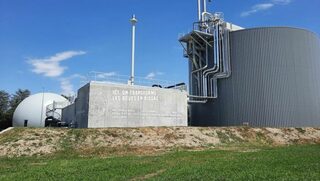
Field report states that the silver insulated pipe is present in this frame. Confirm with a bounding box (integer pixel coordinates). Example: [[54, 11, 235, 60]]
[[198, 0, 209, 21], [198, 0, 202, 21], [203, 0, 207, 13]]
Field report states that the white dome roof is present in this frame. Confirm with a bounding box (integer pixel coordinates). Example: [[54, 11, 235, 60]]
[[13, 93, 69, 127]]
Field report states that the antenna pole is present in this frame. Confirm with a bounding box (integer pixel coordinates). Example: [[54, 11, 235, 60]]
[[40, 87, 44, 127], [129, 14, 138, 85]]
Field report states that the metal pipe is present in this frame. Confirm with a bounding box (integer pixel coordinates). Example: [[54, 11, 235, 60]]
[[188, 95, 215, 99], [189, 31, 213, 95], [209, 26, 224, 97], [194, 31, 212, 47], [188, 100, 208, 104], [183, 2, 231, 100], [201, 12, 212, 21], [190, 62, 193, 95], [201, 12, 212, 32], [129, 14, 138, 85], [204, 23, 228, 97], [188, 38, 203, 95], [191, 42, 208, 74], [191, 41, 200, 71], [202, 24, 221, 96], [197, 72, 201, 94], [198, 0, 202, 21], [203, 24, 220, 76], [211, 78, 218, 98], [209, 29, 232, 98], [214, 28, 231, 79]]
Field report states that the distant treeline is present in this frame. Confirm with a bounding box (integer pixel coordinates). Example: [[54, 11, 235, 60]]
[[0, 89, 30, 130]]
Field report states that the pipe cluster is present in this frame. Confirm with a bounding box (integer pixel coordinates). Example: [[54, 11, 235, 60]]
[[180, 1, 231, 101]]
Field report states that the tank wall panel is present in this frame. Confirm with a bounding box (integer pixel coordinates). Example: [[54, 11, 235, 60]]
[[191, 27, 320, 127]]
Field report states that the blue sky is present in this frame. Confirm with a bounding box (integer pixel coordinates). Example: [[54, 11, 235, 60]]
[[1, 0, 319, 95]]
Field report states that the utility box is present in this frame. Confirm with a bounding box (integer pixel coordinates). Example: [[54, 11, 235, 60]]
[[62, 81, 188, 128]]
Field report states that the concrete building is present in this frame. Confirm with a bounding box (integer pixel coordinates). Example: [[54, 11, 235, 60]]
[[62, 82, 188, 128]]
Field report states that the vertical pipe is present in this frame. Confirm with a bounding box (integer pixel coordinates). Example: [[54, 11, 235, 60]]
[[198, 0, 201, 21], [203, 0, 207, 13], [40, 88, 44, 127], [130, 15, 138, 85], [131, 24, 135, 85], [192, 41, 196, 95]]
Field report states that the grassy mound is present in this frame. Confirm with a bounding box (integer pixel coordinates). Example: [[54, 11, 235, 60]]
[[1, 127, 320, 157]]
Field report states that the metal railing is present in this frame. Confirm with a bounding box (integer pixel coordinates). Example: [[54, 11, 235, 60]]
[[81, 71, 187, 91], [46, 101, 70, 120]]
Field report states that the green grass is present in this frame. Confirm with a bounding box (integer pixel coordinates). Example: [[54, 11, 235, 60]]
[[0, 144, 319, 180]]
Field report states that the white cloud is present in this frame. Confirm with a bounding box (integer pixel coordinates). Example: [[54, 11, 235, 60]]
[[27, 51, 89, 95], [59, 74, 87, 96], [145, 72, 164, 80], [272, 0, 291, 5], [28, 51, 86, 77], [60, 78, 74, 96], [145, 72, 156, 80], [241, 3, 274, 17], [68, 73, 87, 80], [241, 0, 292, 17]]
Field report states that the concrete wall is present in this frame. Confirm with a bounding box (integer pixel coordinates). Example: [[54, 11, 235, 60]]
[[87, 82, 187, 128], [61, 104, 75, 125], [62, 82, 188, 128], [75, 84, 90, 128]]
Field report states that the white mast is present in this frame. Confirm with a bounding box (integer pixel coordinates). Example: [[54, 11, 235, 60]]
[[129, 14, 138, 85]]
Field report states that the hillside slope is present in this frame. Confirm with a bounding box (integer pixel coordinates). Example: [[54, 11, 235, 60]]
[[1, 127, 320, 157]]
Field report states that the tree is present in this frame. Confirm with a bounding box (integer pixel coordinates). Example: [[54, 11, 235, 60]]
[[0, 89, 30, 130], [9, 89, 31, 111], [0, 90, 10, 122]]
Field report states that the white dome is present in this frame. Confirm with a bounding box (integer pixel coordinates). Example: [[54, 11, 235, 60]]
[[13, 93, 69, 127]]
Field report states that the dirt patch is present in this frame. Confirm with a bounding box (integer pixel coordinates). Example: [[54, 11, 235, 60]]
[[130, 169, 166, 181], [0, 128, 67, 157], [0, 127, 320, 157]]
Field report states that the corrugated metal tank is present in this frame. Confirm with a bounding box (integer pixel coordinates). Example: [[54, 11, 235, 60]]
[[191, 27, 320, 127]]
